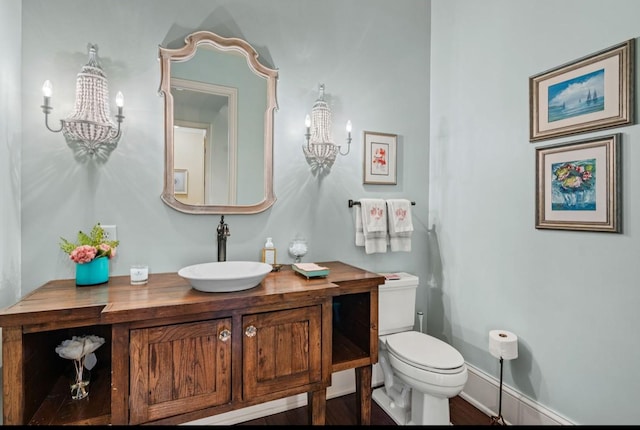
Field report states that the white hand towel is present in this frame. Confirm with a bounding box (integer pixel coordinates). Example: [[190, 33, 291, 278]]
[[360, 198, 387, 254], [386, 199, 413, 252], [360, 198, 387, 232], [355, 205, 364, 247]]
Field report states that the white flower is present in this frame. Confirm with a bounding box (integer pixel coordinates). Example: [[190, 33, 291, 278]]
[[56, 335, 105, 399], [55, 335, 105, 362]]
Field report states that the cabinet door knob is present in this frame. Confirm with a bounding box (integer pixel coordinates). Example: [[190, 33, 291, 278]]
[[244, 325, 257, 337], [218, 328, 231, 342]]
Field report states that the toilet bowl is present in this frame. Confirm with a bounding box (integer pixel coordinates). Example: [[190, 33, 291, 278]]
[[373, 273, 468, 426]]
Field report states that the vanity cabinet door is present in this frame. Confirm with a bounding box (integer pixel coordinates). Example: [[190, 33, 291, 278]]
[[243, 305, 322, 399], [129, 318, 232, 424]]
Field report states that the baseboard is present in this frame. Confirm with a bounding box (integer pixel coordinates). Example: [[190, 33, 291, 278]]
[[185, 392, 309, 425], [182, 363, 576, 426], [460, 363, 574, 426], [184, 369, 358, 425], [0, 361, 573, 426]]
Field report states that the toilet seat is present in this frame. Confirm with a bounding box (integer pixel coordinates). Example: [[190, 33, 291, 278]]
[[384, 331, 465, 374]]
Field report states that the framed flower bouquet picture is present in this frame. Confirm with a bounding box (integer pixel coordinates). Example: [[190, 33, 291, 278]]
[[535, 134, 620, 232], [529, 39, 634, 142], [363, 131, 397, 185]]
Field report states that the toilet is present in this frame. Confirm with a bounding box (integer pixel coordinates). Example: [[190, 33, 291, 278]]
[[372, 273, 468, 425]]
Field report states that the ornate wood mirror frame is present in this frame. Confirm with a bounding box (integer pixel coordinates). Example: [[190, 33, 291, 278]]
[[159, 31, 278, 214]]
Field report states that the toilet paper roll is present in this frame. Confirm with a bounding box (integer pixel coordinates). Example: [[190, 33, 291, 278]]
[[489, 330, 518, 360]]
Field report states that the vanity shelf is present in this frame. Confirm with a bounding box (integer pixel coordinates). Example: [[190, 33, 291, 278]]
[[331, 292, 374, 371], [28, 365, 111, 425], [10, 324, 113, 425], [332, 331, 371, 371]]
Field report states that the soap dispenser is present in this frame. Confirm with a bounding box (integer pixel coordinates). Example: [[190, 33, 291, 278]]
[[262, 237, 276, 265]]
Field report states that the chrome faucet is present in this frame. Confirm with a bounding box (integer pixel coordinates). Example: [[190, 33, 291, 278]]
[[217, 215, 230, 262]]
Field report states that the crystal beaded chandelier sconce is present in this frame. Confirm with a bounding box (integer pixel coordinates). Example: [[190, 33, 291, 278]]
[[303, 84, 352, 175], [41, 43, 124, 156]]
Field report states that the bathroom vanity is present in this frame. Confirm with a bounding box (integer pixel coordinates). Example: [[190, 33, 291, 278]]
[[0, 261, 383, 425]]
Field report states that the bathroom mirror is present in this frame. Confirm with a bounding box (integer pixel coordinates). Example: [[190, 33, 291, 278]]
[[159, 31, 278, 214]]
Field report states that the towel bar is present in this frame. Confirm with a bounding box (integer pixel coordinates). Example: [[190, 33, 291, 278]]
[[348, 199, 416, 208]]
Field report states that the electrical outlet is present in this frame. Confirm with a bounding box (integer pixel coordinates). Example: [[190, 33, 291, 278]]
[[102, 225, 117, 242]]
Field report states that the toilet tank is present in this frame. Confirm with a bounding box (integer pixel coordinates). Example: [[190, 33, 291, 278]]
[[378, 272, 419, 335]]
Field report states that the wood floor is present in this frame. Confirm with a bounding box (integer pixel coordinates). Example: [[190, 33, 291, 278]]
[[237, 392, 492, 426]]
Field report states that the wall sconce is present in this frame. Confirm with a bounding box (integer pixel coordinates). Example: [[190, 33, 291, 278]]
[[41, 43, 124, 156], [303, 84, 351, 175]]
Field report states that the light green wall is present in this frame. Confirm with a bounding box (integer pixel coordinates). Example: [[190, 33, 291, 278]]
[[9, 0, 640, 425], [431, 0, 640, 425], [19, 0, 430, 296], [0, 0, 22, 328]]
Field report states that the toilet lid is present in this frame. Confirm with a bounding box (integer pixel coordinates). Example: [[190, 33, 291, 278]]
[[385, 331, 465, 373]]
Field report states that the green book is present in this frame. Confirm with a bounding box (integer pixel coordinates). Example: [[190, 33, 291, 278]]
[[292, 263, 330, 279]]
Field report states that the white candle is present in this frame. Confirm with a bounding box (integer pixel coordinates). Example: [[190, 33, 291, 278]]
[[130, 265, 149, 285]]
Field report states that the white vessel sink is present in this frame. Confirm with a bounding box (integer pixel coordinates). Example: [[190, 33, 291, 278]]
[[178, 261, 273, 293]]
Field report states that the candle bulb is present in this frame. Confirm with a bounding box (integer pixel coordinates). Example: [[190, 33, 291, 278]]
[[116, 91, 124, 108], [115, 91, 124, 118], [41, 80, 53, 113], [346, 120, 352, 143], [42, 80, 53, 98], [304, 114, 311, 144]]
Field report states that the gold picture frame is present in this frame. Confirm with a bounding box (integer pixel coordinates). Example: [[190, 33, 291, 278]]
[[535, 134, 621, 232], [529, 39, 634, 142], [363, 131, 397, 185]]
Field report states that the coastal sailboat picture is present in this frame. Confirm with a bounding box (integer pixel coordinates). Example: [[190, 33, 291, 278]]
[[547, 69, 605, 123], [530, 39, 634, 142]]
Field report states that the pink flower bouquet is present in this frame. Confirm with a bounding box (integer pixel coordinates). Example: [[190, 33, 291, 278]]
[[60, 223, 119, 264]]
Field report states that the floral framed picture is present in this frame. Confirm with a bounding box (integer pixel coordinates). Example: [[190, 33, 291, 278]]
[[535, 134, 620, 232], [173, 169, 188, 194], [529, 39, 634, 142], [363, 131, 397, 185]]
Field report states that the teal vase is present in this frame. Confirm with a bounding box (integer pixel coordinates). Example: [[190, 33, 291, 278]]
[[75, 257, 109, 286]]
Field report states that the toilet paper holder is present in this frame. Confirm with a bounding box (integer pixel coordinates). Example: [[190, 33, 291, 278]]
[[488, 330, 518, 426], [490, 356, 507, 426]]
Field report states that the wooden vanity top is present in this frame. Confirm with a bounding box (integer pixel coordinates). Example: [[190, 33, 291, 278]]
[[0, 260, 383, 425], [0, 261, 384, 328]]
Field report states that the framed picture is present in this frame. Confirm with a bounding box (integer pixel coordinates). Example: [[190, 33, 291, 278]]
[[173, 169, 188, 194], [529, 39, 634, 142], [535, 134, 620, 233], [363, 131, 397, 185]]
